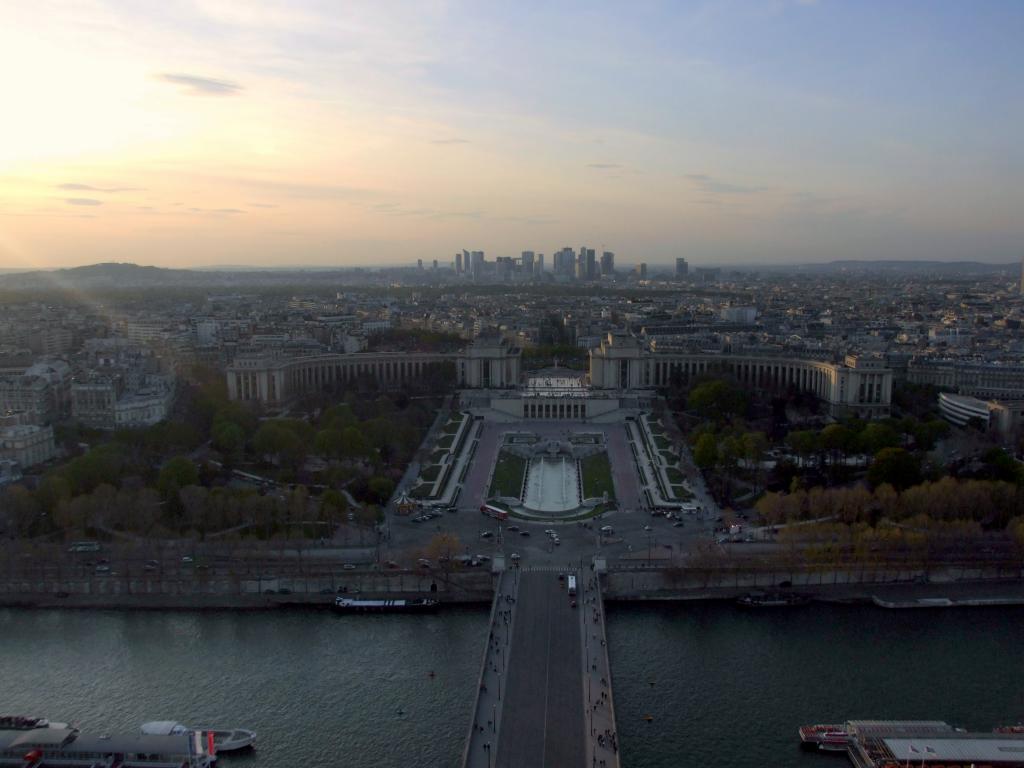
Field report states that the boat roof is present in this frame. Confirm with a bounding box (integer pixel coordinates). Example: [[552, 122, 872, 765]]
[[141, 720, 185, 735], [4, 727, 77, 748], [885, 736, 1024, 763]]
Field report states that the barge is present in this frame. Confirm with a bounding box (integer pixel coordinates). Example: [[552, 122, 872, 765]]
[[0, 724, 215, 767], [799, 720, 1024, 768], [333, 596, 439, 613]]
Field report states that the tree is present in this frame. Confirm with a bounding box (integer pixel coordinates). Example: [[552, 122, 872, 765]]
[[821, 424, 854, 466], [913, 419, 950, 451], [366, 476, 396, 504], [693, 433, 719, 470], [860, 423, 899, 455], [687, 379, 747, 422], [212, 420, 245, 460], [426, 532, 462, 569], [786, 430, 820, 468], [868, 448, 921, 490], [157, 456, 200, 499]]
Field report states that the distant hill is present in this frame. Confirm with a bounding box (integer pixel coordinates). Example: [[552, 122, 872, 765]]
[[759, 259, 1020, 275]]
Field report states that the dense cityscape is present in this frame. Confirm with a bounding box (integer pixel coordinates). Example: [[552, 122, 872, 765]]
[[4, 1, 1024, 767]]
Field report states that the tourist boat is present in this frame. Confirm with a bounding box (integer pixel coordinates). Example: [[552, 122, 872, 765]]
[[0, 724, 215, 767], [799, 724, 849, 750], [141, 720, 256, 752], [0, 716, 68, 731], [995, 723, 1024, 734], [737, 592, 809, 608], [333, 596, 439, 613]]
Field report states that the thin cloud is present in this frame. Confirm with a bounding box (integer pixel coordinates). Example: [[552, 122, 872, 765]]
[[58, 183, 142, 193], [248, 203, 278, 208], [587, 163, 623, 169], [430, 138, 470, 145], [186, 207, 246, 214], [685, 173, 768, 195], [65, 198, 103, 206], [157, 73, 243, 96]]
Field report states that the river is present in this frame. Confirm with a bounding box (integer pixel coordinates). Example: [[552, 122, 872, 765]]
[[1, 603, 1022, 767]]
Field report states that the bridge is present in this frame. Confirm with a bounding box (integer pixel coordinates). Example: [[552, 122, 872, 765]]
[[462, 568, 620, 768]]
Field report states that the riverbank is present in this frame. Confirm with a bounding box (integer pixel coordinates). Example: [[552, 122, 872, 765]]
[[3, 570, 1024, 610]]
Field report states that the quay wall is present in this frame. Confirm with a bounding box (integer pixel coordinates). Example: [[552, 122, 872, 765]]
[[3, 565, 1024, 610]]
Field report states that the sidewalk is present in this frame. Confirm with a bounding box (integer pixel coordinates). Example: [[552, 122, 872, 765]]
[[463, 569, 519, 768], [580, 573, 621, 768]]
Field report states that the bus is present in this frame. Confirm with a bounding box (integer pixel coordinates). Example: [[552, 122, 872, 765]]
[[480, 504, 509, 521], [567, 575, 577, 596]]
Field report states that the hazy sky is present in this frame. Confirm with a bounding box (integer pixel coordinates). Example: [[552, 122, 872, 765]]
[[1, 0, 1022, 269]]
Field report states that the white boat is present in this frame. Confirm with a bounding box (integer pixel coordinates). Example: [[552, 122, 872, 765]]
[[141, 720, 257, 752]]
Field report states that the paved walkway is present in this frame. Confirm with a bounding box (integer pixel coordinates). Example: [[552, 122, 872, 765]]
[[579, 573, 621, 768], [463, 570, 518, 768]]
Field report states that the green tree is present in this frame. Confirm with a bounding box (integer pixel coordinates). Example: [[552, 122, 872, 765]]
[[868, 447, 921, 490], [859, 422, 899, 455], [158, 456, 200, 499], [366, 476, 396, 504], [693, 433, 719, 470], [212, 420, 245, 459], [687, 379, 747, 422]]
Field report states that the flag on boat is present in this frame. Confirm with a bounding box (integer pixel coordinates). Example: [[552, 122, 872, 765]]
[[909, 745, 920, 754]]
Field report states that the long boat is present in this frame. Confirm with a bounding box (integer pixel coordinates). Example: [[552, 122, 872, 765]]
[[0, 717, 66, 732], [737, 592, 809, 608], [333, 596, 439, 613], [0, 724, 215, 767]]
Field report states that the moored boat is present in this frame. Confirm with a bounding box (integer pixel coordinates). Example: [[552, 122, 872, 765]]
[[1, 724, 214, 767], [0, 716, 62, 731], [141, 720, 256, 752], [738, 592, 809, 608], [333, 596, 439, 613], [799, 723, 848, 750]]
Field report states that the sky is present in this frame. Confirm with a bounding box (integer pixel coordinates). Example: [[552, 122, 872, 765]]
[[0, 0, 1022, 269]]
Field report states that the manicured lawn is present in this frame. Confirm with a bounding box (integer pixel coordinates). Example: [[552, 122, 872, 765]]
[[665, 466, 686, 484], [652, 433, 672, 450], [489, 451, 527, 499], [581, 451, 616, 500], [441, 413, 465, 434], [436, 434, 454, 450], [419, 464, 442, 482], [671, 485, 693, 500]]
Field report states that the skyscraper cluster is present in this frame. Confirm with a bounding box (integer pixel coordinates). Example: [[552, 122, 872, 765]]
[[453, 246, 616, 282]]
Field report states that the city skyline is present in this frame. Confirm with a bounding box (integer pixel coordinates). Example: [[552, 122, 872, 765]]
[[2, 1, 1023, 269]]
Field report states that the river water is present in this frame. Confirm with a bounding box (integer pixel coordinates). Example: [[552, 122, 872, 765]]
[[2, 603, 1023, 767]]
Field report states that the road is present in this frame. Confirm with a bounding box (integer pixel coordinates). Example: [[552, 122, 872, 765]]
[[495, 570, 585, 768]]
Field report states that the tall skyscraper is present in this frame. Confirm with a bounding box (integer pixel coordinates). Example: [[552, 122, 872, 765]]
[[471, 250, 485, 279], [417, 258, 423, 270], [536, 254, 545, 275], [600, 251, 615, 276], [521, 251, 535, 274], [455, 251, 463, 275], [1020, 256, 1024, 296], [582, 247, 596, 280], [635, 262, 648, 279], [554, 247, 575, 277], [675, 257, 689, 278]]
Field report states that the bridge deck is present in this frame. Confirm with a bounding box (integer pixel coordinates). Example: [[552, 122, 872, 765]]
[[495, 570, 585, 768], [462, 567, 619, 768]]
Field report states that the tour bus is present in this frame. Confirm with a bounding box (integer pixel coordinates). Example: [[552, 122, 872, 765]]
[[567, 575, 577, 596], [480, 504, 509, 521]]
